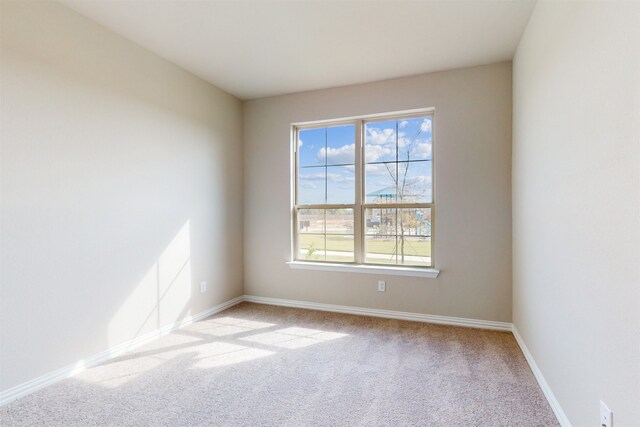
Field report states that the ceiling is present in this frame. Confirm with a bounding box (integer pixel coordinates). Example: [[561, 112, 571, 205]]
[[61, 0, 536, 100]]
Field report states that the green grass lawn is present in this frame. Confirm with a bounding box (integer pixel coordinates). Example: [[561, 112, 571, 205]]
[[299, 234, 431, 257]]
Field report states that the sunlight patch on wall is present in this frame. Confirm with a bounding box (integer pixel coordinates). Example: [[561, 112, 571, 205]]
[[158, 221, 192, 324], [108, 221, 192, 347], [107, 260, 160, 347]]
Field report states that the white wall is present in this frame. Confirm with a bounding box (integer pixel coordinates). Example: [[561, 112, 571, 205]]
[[243, 63, 513, 322], [0, 1, 243, 391], [513, 1, 640, 425]]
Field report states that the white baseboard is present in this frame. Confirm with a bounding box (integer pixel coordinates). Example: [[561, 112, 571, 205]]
[[512, 326, 571, 427], [0, 296, 244, 407], [242, 295, 513, 331]]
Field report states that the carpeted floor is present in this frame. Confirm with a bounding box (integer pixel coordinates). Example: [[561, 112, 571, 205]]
[[1, 302, 558, 426]]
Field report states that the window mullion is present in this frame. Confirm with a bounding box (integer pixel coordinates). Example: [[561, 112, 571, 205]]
[[354, 119, 363, 264], [292, 127, 299, 262]]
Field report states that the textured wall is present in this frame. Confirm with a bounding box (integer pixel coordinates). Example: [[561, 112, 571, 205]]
[[243, 62, 513, 323], [513, 1, 640, 424], [1, 1, 243, 390]]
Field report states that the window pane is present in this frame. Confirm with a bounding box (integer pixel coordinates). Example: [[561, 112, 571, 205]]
[[298, 166, 325, 204], [365, 163, 396, 204], [397, 161, 432, 203], [363, 208, 431, 266], [365, 234, 397, 265], [365, 208, 396, 235], [298, 128, 325, 167], [396, 236, 431, 266], [398, 208, 431, 237], [326, 165, 354, 204], [298, 234, 325, 261], [326, 208, 354, 234], [364, 208, 397, 265], [297, 209, 324, 234], [397, 117, 432, 161], [365, 120, 397, 163], [326, 125, 355, 166], [325, 235, 354, 262], [365, 208, 381, 235]]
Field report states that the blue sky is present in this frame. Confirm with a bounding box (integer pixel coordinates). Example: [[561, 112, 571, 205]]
[[297, 117, 432, 205]]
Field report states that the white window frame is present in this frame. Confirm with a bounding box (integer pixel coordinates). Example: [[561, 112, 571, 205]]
[[290, 108, 437, 274]]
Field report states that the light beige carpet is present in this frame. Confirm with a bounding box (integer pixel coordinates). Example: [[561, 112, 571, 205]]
[[1, 302, 558, 426]]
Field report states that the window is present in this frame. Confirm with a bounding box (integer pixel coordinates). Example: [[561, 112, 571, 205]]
[[293, 109, 434, 268]]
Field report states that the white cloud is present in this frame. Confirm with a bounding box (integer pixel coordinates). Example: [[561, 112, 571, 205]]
[[365, 145, 395, 162], [300, 182, 316, 189], [406, 175, 432, 186], [410, 141, 432, 159], [397, 135, 412, 148], [396, 136, 432, 160], [318, 144, 354, 164], [298, 139, 304, 148], [366, 163, 395, 177], [420, 119, 432, 133], [399, 120, 409, 128], [366, 127, 395, 145], [300, 171, 354, 184], [327, 172, 354, 183], [300, 172, 325, 181], [398, 175, 431, 198]]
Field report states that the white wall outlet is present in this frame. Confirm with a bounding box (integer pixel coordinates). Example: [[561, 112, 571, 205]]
[[377, 280, 386, 292], [600, 400, 613, 427], [200, 281, 207, 293]]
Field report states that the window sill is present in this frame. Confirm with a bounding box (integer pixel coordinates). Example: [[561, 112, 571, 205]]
[[287, 261, 440, 278]]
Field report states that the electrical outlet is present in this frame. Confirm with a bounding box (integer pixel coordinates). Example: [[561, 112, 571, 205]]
[[200, 281, 207, 293], [600, 401, 612, 427], [377, 280, 386, 292]]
